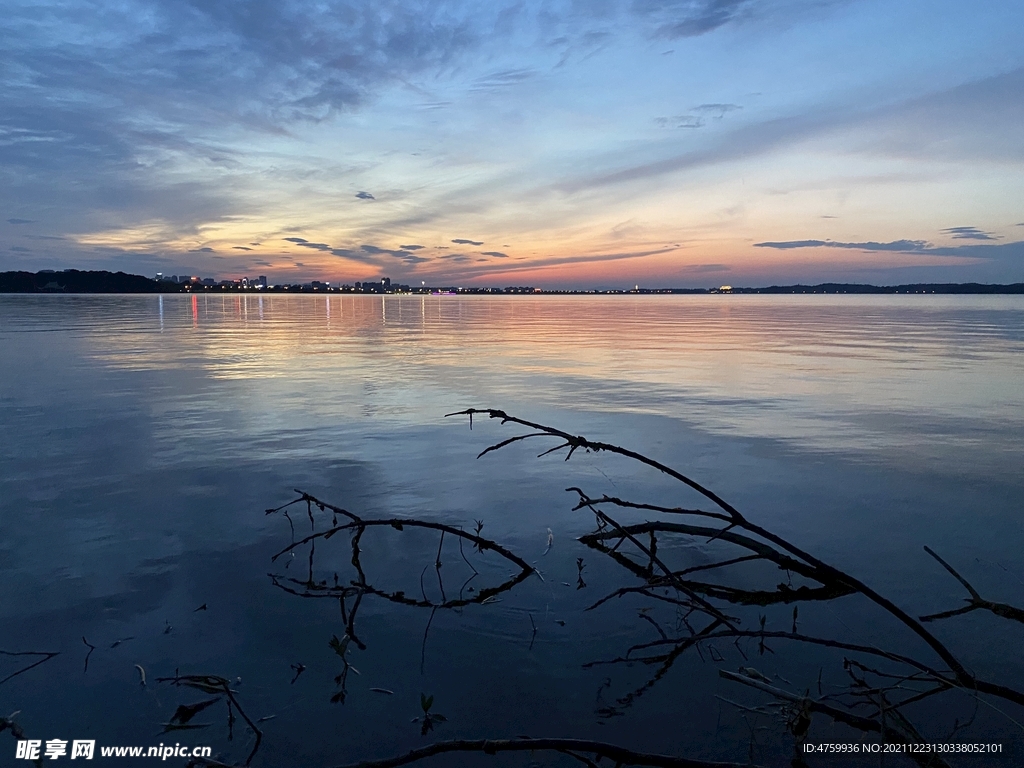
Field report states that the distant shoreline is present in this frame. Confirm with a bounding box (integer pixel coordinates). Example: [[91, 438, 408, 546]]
[[1, 269, 1023, 295]]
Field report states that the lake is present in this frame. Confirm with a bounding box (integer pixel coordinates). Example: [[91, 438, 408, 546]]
[[1, 293, 1023, 766]]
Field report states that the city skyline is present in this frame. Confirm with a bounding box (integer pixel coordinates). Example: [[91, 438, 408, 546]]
[[2, 0, 1023, 288]]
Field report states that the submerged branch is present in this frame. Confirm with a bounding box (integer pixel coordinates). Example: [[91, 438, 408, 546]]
[[457, 407, 1024, 709], [920, 546, 1024, 625], [0, 649, 60, 687]]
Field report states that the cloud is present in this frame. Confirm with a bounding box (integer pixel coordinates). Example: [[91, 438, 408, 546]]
[[284, 238, 334, 251], [563, 68, 1024, 195], [399, 244, 424, 249], [287, 241, 428, 263], [232, 246, 253, 250], [681, 263, 730, 273], [656, 104, 741, 128], [439, 254, 472, 263], [753, 237, 1024, 261], [481, 251, 508, 258], [754, 239, 930, 252], [452, 238, 484, 245], [430, 246, 677, 279], [470, 68, 534, 93], [940, 226, 999, 241], [563, 105, 835, 192], [324, 248, 366, 260], [281, 237, 422, 263], [10, 246, 31, 252], [693, 103, 742, 118], [635, 0, 754, 39], [655, 115, 705, 129], [188, 247, 215, 252], [4, 1, 1019, 285], [7, 218, 35, 224], [0, 0, 502, 259]]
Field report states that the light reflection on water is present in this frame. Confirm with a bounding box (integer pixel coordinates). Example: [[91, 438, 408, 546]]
[[1, 293, 1023, 765], [15, 293, 1022, 459]]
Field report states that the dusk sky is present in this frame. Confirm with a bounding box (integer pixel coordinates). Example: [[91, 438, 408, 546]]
[[2, 0, 1023, 287]]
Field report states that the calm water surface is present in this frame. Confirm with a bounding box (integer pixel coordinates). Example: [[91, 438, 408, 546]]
[[1, 294, 1023, 765]]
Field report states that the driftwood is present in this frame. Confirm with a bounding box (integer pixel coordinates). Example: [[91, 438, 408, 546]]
[[264, 409, 1024, 767], [157, 673, 262, 767], [0, 648, 59, 758], [416, 408, 1021, 766], [265, 488, 536, 702]]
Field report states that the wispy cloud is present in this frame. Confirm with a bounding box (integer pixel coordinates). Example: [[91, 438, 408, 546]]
[[441, 246, 679, 278], [754, 237, 1024, 261], [470, 68, 534, 93], [284, 237, 334, 251], [283, 237, 429, 264], [693, 103, 742, 118], [7, 218, 35, 225], [940, 226, 999, 241], [562, 68, 1024, 195], [755, 239, 930, 252], [451, 238, 484, 246], [355, 191, 375, 200], [681, 263, 730, 273], [655, 115, 706, 128], [362, 244, 428, 261], [639, 0, 755, 39]]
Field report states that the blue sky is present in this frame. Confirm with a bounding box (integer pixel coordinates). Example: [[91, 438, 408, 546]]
[[2, 0, 1022, 286]]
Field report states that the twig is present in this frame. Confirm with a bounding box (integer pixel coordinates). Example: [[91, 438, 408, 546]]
[[920, 546, 1024, 625], [0, 649, 60, 686]]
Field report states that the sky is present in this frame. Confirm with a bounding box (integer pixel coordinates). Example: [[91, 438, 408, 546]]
[[2, 0, 1023, 288]]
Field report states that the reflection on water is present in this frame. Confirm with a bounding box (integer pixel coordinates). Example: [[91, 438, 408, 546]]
[[8, 294, 1023, 453], [1, 294, 1023, 765]]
